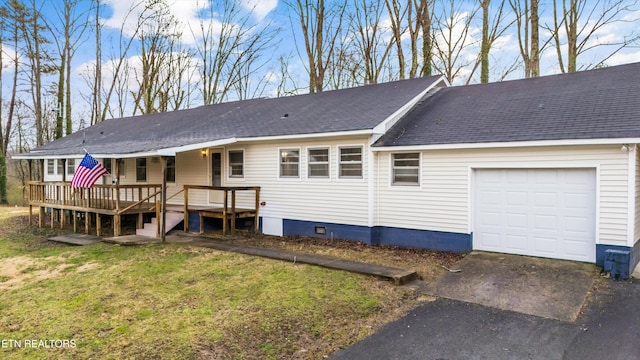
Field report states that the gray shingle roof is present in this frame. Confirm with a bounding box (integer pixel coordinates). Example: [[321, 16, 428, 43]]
[[24, 76, 442, 157], [374, 62, 640, 147]]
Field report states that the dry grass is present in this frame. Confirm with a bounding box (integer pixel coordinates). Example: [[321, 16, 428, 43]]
[[0, 207, 464, 359]]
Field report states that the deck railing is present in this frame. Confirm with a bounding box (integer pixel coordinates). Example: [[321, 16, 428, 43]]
[[27, 181, 163, 214]]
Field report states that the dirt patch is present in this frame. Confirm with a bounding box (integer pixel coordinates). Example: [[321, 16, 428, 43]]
[[0, 256, 98, 290], [196, 231, 465, 283]]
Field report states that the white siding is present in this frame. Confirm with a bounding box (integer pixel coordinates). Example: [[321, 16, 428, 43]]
[[226, 137, 370, 226], [117, 136, 371, 226], [376, 145, 630, 247]]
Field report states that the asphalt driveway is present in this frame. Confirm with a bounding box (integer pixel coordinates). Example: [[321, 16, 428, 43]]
[[330, 255, 640, 360]]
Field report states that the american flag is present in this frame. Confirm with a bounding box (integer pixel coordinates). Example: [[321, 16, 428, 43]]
[[71, 153, 108, 188]]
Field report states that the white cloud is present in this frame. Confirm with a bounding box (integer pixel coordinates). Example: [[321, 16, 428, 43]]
[[1, 45, 19, 73], [240, 0, 278, 21]]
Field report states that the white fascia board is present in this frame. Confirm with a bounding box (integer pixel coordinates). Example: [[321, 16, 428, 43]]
[[236, 130, 373, 143], [371, 138, 640, 152], [371, 76, 447, 144], [156, 138, 238, 156]]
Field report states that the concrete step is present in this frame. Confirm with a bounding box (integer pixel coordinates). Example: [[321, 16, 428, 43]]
[[136, 228, 156, 237]]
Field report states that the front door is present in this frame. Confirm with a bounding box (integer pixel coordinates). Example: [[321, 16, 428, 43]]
[[209, 151, 224, 203]]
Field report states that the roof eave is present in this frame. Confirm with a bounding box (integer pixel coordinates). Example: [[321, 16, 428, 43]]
[[371, 138, 640, 152]]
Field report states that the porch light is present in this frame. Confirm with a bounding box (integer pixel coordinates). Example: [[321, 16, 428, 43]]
[[201, 149, 208, 158]]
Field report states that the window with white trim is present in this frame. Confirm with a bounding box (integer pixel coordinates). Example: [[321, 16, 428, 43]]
[[67, 159, 76, 176], [47, 160, 55, 175], [392, 153, 420, 185], [228, 150, 244, 178], [279, 148, 299, 178], [339, 146, 363, 178], [136, 158, 147, 182], [56, 160, 63, 176], [165, 157, 176, 183], [308, 148, 329, 178]]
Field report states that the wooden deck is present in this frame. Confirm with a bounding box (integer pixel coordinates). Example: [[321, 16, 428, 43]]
[[183, 185, 260, 236], [28, 182, 261, 238]]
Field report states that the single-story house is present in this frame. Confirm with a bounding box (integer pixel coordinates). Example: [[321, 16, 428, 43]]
[[14, 62, 640, 274]]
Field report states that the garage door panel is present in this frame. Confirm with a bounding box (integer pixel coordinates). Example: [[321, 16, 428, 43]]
[[565, 193, 591, 209], [533, 236, 558, 254], [474, 168, 596, 262], [505, 234, 527, 251], [506, 191, 528, 205]]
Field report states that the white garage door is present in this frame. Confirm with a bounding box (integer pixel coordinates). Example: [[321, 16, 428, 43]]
[[474, 168, 596, 262]]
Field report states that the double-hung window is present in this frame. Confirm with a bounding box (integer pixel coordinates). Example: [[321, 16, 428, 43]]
[[165, 157, 176, 183], [392, 153, 420, 185], [339, 146, 363, 178], [47, 160, 55, 175], [67, 159, 76, 176], [308, 148, 329, 178], [228, 150, 244, 178], [279, 148, 300, 178], [136, 158, 147, 182]]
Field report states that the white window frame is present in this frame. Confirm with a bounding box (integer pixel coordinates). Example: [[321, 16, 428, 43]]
[[136, 158, 147, 182], [307, 147, 330, 179], [391, 152, 421, 186], [279, 147, 301, 179], [228, 149, 244, 179], [165, 156, 176, 183], [47, 159, 55, 175], [338, 145, 364, 179], [66, 159, 76, 176]]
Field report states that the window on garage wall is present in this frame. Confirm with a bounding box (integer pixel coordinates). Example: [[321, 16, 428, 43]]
[[392, 153, 420, 185]]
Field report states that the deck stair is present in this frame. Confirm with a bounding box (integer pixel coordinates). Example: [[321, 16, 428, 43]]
[[136, 211, 184, 237]]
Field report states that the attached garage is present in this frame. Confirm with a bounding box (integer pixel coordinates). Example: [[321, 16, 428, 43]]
[[473, 168, 597, 262]]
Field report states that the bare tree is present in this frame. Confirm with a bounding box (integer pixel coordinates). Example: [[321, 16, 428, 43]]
[[476, 0, 511, 83], [194, 0, 279, 104], [432, 0, 480, 83], [46, 0, 89, 138], [287, 0, 347, 92], [385, 0, 433, 79], [547, 0, 640, 73], [510, 0, 544, 77], [130, 1, 196, 115], [346, 0, 394, 84]]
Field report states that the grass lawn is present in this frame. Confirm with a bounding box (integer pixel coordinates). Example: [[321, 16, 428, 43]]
[[0, 207, 448, 359]]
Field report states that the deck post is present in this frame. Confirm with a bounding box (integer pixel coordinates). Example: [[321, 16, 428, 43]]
[[39, 207, 44, 228], [96, 214, 101, 237], [85, 211, 90, 234], [231, 190, 236, 235], [29, 205, 33, 226], [183, 186, 189, 233], [222, 189, 228, 235], [160, 156, 167, 243], [114, 214, 121, 237], [156, 200, 161, 237], [254, 188, 260, 233], [73, 211, 77, 232]]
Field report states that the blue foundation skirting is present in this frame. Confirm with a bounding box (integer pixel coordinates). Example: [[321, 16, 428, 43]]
[[280, 219, 472, 253]]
